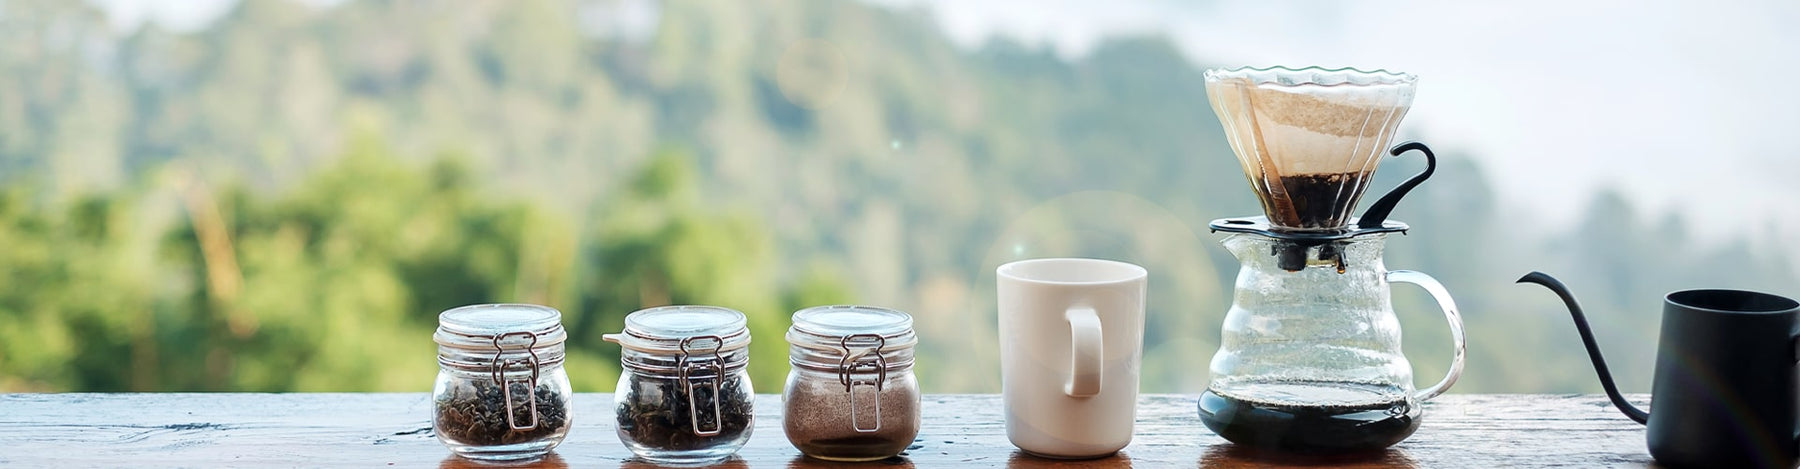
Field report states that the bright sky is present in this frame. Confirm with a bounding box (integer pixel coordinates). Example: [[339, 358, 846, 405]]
[[877, 0, 1800, 244], [91, 0, 1800, 244], [88, 0, 237, 32]]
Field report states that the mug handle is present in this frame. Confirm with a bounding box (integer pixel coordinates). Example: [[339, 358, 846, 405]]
[[1388, 270, 1466, 401], [1065, 306, 1103, 397]]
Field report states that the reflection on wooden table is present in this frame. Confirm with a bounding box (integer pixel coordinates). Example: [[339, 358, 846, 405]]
[[0, 393, 1652, 467]]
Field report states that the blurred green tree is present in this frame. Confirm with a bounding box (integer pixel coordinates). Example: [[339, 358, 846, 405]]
[[0, 0, 1792, 395], [578, 147, 853, 389]]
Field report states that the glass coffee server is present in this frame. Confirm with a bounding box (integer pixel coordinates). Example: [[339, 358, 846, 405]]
[[1197, 66, 1466, 454]]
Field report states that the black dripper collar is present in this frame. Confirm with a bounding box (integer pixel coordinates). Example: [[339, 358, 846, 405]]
[[1207, 141, 1437, 272], [1210, 216, 1410, 241], [1210, 217, 1409, 272]]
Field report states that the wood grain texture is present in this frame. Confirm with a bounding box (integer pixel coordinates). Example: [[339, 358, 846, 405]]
[[0, 393, 1657, 468]]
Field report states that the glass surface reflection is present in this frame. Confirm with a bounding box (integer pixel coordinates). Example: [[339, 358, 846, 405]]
[[621, 455, 749, 468], [439, 453, 567, 469], [1198, 444, 1417, 468], [788, 455, 915, 468]]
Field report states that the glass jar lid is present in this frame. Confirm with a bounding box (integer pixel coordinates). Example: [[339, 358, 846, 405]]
[[787, 305, 918, 352], [604, 305, 752, 354], [434, 303, 567, 350]]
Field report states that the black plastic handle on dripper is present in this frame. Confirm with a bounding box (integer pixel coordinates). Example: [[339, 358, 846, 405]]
[[1357, 141, 1437, 229]]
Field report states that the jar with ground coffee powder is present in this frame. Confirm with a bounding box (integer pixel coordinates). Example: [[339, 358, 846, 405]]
[[783, 305, 921, 461]]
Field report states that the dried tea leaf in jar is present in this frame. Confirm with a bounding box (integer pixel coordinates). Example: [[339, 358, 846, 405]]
[[432, 304, 573, 462], [605, 305, 756, 466], [616, 368, 753, 450], [435, 378, 569, 446]]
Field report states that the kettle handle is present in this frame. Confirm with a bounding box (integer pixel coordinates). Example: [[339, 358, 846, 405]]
[[1357, 141, 1436, 229], [1388, 270, 1465, 401], [1516, 271, 1651, 424]]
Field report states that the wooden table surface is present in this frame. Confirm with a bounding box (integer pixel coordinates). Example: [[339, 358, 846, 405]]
[[0, 393, 1655, 467]]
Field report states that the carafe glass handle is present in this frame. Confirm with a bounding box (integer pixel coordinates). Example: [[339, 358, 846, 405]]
[[1388, 270, 1466, 401], [1065, 306, 1103, 398]]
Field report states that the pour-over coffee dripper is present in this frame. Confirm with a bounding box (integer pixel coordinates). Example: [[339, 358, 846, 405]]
[[1206, 67, 1416, 233], [1198, 66, 1465, 455]]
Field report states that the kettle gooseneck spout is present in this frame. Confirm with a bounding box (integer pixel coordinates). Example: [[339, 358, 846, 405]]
[[1516, 271, 1651, 425]]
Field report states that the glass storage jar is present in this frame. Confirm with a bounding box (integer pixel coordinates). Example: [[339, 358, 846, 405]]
[[432, 304, 572, 462], [604, 305, 755, 465], [783, 305, 921, 461]]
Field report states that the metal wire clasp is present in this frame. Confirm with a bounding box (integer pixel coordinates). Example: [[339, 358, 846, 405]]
[[838, 333, 887, 433], [678, 335, 726, 436], [490, 331, 542, 431]]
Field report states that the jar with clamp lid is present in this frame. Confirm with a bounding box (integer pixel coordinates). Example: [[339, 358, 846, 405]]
[[432, 304, 572, 462], [783, 305, 921, 461], [604, 305, 755, 465]]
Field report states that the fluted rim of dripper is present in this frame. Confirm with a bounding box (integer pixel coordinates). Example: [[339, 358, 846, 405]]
[[1203, 65, 1418, 232], [1204, 65, 1417, 87]]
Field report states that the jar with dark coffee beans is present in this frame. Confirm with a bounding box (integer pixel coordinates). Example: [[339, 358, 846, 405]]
[[432, 304, 572, 462], [605, 305, 755, 465], [783, 305, 921, 461]]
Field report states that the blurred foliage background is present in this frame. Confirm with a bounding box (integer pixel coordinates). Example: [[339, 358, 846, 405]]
[[0, 0, 1793, 393]]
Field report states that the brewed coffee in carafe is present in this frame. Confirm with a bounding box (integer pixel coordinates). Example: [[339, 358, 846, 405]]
[[1199, 66, 1466, 454]]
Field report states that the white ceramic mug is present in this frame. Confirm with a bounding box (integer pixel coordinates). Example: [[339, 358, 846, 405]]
[[997, 258, 1147, 459]]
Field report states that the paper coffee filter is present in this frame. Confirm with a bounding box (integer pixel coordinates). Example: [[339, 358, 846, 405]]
[[1207, 74, 1414, 177], [1248, 86, 1405, 138], [1254, 121, 1378, 175], [1205, 67, 1417, 230]]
